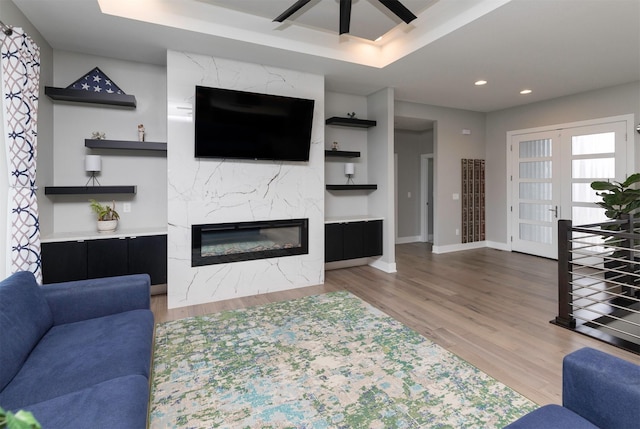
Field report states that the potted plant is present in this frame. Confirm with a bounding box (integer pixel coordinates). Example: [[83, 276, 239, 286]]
[[0, 406, 41, 429], [591, 173, 640, 220], [591, 174, 640, 288], [89, 199, 120, 233]]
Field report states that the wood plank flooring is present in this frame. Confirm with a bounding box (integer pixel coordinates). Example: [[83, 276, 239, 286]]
[[151, 243, 640, 406]]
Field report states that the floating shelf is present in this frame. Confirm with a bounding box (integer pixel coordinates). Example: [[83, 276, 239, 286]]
[[45, 87, 137, 108], [326, 117, 377, 128], [326, 184, 377, 191], [44, 186, 137, 195], [85, 139, 167, 152], [325, 150, 360, 158]]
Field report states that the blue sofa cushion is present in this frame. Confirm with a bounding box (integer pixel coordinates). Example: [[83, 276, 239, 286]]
[[0, 271, 53, 392], [24, 375, 149, 429], [0, 309, 153, 409], [563, 347, 640, 429], [504, 404, 599, 429]]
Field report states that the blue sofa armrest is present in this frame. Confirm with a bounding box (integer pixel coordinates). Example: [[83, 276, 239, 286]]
[[41, 274, 151, 325], [563, 347, 640, 429]]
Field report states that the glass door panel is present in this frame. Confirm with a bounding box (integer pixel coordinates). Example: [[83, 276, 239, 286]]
[[511, 131, 559, 258], [510, 118, 629, 260]]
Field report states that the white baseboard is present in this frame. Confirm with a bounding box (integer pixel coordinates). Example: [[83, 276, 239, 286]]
[[432, 241, 487, 254], [486, 241, 510, 251]]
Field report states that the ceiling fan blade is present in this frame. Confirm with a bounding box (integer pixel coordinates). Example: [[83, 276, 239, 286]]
[[339, 0, 352, 35], [378, 0, 417, 24], [273, 0, 312, 22]]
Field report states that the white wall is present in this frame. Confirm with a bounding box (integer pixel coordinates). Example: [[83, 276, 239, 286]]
[[485, 81, 640, 246], [166, 51, 325, 308], [48, 50, 167, 233]]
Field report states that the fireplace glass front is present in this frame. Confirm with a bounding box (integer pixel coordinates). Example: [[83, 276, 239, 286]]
[[192, 218, 308, 266]]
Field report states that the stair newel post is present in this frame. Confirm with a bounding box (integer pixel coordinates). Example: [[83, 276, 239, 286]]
[[555, 219, 576, 328]]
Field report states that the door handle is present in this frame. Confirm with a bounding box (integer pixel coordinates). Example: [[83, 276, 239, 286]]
[[548, 205, 558, 218]]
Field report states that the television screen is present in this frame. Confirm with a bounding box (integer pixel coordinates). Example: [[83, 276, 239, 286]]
[[194, 86, 315, 161]]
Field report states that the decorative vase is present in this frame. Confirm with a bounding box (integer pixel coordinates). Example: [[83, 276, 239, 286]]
[[97, 220, 118, 233]]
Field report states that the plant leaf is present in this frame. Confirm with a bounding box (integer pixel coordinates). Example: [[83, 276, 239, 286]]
[[621, 173, 640, 187], [591, 181, 618, 191]]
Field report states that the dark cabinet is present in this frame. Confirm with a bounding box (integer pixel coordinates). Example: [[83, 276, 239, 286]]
[[343, 222, 365, 260], [42, 234, 167, 285], [363, 221, 383, 257], [325, 223, 345, 262], [325, 220, 382, 262], [128, 235, 168, 284], [87, 238, 129, 279], [41, 240, 88, 284]]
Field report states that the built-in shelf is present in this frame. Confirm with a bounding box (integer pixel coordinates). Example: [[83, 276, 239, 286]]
[[326, 184, 377, 191], [45, 87, 137, 108], [325, 150, 360, 158], [44, 186, 137, 195], [326, 117, 377, 128], [85, 139, 167, 152]]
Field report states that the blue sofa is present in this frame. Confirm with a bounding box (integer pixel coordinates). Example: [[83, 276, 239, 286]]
[[505, 347, 640, 429], [0, 271, 154, 428]]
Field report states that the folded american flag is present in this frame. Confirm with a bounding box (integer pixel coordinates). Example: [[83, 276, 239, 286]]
[[67, 67, 126, 94]]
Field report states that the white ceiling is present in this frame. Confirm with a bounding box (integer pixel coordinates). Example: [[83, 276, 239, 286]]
[[10, 0, 640, 117], [206, 0, 440, 42]]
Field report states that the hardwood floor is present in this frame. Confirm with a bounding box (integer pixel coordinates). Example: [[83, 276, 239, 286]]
[[151, 243, 640, 406]]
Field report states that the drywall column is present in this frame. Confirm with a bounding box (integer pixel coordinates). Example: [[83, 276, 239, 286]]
[[367, 88, 396, 273]]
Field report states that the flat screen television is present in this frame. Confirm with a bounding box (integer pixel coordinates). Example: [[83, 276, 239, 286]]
[[194, 85, 315, 161]]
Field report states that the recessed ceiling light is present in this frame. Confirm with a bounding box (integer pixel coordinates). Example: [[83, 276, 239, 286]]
[[520, 89, 532, 95], [474, 80, 487, 86]]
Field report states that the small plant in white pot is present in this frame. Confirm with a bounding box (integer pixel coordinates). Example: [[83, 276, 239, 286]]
[[89, 199, 120, 233]]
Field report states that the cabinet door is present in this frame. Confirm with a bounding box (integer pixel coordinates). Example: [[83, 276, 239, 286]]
[[128, 235, 167, 285], [87, 238, 128, 279], [325, 223, 344, 262], [363, 220, 383, 257], [343, 222, 365, 260], [41, 241, 88, 284]]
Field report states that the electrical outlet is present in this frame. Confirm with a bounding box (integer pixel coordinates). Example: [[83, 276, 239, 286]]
[[455, 228, 460, 236], [123, 203, 131, 213]]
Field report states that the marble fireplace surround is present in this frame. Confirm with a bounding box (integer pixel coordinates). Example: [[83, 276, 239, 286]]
[[167, 51, 325, 309]]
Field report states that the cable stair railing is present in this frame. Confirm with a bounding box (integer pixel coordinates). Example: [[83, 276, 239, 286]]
[[554, 216, 640, 355]]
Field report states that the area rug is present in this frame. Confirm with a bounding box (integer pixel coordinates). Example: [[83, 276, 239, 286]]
[[150, 291, 537, 428]]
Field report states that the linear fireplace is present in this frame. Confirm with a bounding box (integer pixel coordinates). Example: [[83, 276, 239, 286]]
[[192, 218, 309, 266]]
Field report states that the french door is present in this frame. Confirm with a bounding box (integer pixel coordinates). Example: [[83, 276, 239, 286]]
[[510, 116, 632, 259]]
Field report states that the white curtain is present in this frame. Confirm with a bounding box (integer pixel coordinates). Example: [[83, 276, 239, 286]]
[[0, 27, 41, 282]]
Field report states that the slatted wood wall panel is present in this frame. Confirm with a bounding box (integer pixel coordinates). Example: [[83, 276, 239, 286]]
[[461, 159, 485, 243]]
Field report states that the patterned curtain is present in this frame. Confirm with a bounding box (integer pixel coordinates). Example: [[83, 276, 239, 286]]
[[1, 28, 41, 282]]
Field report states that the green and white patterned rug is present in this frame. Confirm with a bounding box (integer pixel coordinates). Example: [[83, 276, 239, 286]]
[[150, 291, 536, 428]]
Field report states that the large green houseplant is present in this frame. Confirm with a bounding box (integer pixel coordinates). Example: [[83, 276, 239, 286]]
[[591, 173, 640, 220], [591, 174, 640, 287]]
